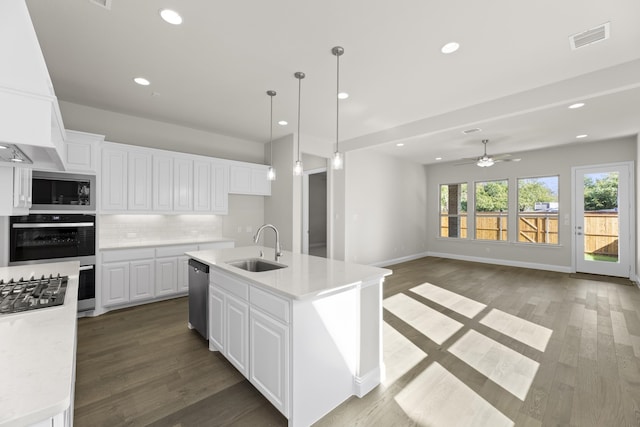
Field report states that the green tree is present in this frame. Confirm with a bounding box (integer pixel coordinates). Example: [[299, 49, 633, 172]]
[[518, 181, 555, 211], [584, 173, 618, 211], [475, 181, 508, 212]]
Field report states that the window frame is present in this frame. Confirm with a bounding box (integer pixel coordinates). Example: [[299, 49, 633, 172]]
[[516, 175, 560, 245], [474, 179, 509, 242], [439, 182, 468, 239]]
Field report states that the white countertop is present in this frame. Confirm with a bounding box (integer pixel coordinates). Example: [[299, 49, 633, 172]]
[[100, 236, 235, 250], [186, 246, 392, 300], [0, 261, 79, 427]]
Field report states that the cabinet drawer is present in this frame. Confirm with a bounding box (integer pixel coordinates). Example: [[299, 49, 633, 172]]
[[155, 244, 198, 258], [211, 270, 248, 300], [250, 286, 290, 324], [101, 248, 155, 263]]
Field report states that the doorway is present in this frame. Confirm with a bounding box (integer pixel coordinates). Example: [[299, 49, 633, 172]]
[[302, 168, 327, 257], [573, 163, 632, 278]]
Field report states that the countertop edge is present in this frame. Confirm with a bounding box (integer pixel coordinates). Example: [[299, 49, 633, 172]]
[[100, 237, 235, 250], [186, 247, 391, 301]]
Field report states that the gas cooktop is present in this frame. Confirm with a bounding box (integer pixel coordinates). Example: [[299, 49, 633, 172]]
[[0, 274, 68, 314]]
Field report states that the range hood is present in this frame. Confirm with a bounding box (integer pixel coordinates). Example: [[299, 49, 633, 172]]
[[0, 0, 65, 170]]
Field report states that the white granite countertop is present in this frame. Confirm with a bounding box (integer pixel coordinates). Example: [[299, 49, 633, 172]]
[[100, 236, 235, 250], [186, 246, 392, 300], [0, 261, 79, 427]]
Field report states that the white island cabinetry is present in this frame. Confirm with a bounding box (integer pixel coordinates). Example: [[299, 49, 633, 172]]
[[187, 246, 390, 427]]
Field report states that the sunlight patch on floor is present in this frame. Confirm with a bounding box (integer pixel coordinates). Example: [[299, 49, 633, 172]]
[[382, 322, 427, 388], [394, 362, 514, 427], [479, 309, 553, 352], [448, 330, 540, 400], [410, 282, 487, 319], [384, 293, 463, 345]]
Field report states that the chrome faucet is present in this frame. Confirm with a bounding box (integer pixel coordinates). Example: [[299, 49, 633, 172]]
[[253, 224, 282, 261]]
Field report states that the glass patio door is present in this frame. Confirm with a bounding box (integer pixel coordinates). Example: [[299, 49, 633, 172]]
[[574, 164, 630, 277]]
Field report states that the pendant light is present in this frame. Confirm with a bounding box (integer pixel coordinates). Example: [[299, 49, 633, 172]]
[[332, 46, 344, 170], [293, 71, 305, 176], [266, 90, 277, 181]]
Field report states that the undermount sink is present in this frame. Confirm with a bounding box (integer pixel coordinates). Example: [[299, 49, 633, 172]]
[[226, 258, 287, 272]]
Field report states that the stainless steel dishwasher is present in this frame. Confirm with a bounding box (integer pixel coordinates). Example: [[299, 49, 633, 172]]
[[188, 259, 209, 339]]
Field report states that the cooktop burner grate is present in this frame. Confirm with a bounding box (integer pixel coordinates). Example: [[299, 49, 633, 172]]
[[0, 274, 68, 314]]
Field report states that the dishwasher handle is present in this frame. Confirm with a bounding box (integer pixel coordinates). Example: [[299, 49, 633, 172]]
[[188, 259, 209, 274]]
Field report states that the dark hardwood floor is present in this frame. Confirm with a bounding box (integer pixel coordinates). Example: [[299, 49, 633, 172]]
[[74, 257, 640, 426]]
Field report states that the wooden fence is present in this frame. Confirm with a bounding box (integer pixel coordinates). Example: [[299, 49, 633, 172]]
[[440, 212, 618, 255]]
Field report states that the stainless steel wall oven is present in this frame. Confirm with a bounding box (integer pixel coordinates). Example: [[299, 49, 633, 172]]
[[9, 214, 96, 312]]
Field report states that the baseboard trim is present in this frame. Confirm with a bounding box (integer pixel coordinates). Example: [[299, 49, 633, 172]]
[[426, 251, 573, 273], [371, 251, 430, 268], [354, 366, 382, 397]]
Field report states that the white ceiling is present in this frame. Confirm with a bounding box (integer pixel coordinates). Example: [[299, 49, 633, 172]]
[[25, 0, 640, 164]]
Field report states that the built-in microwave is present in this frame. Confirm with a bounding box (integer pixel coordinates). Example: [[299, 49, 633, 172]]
[[31, 171, 96, 211]]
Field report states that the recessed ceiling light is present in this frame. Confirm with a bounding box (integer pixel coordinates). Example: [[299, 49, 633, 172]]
[[159, 9, 183, 25], [396, 143, 405, 147], [568, 102, 585, 109], [338, 92, 349, 100], [576, 134, 588, 139], [441, 42, 460, 54], [278, 120, 288, 126], [133, 77, 150, 86], [10, 157, 23, 162], [435, 157, 442, 161]]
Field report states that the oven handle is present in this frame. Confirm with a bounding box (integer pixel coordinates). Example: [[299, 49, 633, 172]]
[[79, 265, 94, 272], [12, 223, 95, 229]]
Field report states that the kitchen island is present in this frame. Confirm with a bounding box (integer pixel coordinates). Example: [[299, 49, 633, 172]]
[[0, 261, 79, 427], [186, 246, 391, 427]]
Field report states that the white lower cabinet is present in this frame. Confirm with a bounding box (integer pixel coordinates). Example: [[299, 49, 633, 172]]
[[129, 259, 155, 301], [100, 242, 233, 310], [155, 257, 178, 296], [178, 255, 190, 292], [209, 268, 289, 417], [249, 307, 289, 415], [102, 261, 130, 307], [225, 293, 249, 376]]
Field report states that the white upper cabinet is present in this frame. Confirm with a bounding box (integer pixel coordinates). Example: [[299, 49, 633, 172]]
[[64, 130, 102, 173], [98, 141, 266, 213], [229, 163, 271, 196], [211, 162, 229, 214], [0, 166, 32, 216], [173, 157, 193, 211], [193, 160, 211, 212], [101, 145, 128, 211], [153, 155, 173, 211], [127, 150, 152, 211]]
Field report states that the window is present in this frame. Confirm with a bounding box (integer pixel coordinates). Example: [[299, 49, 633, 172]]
[[517, 176, 559, 244], [440, 183, 467, 238], [475, 180, 508, 241]]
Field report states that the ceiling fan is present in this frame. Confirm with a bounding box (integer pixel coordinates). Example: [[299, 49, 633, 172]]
[[455, 139, 521, 167]]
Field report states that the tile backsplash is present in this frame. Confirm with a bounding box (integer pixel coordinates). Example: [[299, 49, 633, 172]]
[[99, 214, 223, 247], [99, 195, 265, 248]]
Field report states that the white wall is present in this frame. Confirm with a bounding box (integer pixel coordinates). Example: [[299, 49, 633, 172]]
[[264, 134, 296, 251], [343, 149, 428, 265], [426, 136, 636, 271], [59, 101, 265, 163], [637, 133, 640, 283]]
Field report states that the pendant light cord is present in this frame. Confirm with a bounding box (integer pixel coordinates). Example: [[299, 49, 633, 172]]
[[297, 75, 302, 162], [336, 51, 340, 153], [269, 94, 273, 165]]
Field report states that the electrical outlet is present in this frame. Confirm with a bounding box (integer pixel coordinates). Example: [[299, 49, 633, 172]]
[[126, 232, 137, 238], [246, 226, 253, 233], [237, 226, 242, 233]]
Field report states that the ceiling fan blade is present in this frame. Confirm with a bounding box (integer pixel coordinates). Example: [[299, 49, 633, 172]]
[[493, 158, 521, 163], [492, 153, 512, 160], [453, 160, 477, 166]]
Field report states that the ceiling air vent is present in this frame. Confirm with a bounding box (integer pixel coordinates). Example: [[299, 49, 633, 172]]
[[462, 128, 482, 135], [89, 0, 112, 10], [570, 22, 610, 50]]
